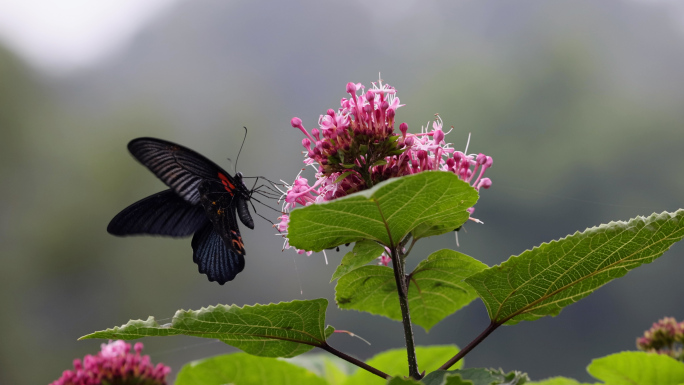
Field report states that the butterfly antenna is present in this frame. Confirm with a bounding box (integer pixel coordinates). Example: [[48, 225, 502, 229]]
[[234, 126, 248, 173], [242, 175, 286, 187]]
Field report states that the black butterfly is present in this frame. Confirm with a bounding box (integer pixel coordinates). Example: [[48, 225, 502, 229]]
[[107, 137, 255, 284]]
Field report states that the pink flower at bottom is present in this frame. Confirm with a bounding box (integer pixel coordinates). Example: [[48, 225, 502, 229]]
[[50, 340, 170, 385]]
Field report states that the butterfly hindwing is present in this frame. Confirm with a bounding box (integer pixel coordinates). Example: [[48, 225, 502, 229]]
[[198, 180, 248, 253], [191, 222, 245, 285], [107, 189, 208, 237], [128, 138, 233, 204]]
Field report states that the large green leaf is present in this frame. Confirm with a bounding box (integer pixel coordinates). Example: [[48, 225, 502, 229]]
[[343, 345, 462, 385], [465, 210, 684, 325], [175, 353, 327, 385], [587, 351, 684, 385], [335, 250, 486, 331], [80, 299, 334, 358], [288, 172, 478, 251], [331, 240, 386, 282], [422, 368, 528, 385]]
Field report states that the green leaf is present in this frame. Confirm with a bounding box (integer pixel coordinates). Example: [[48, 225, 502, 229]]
[[444, 376, 476, 385], [80, 299, 334, 358], [465, 210, 684, 325], [286, 354, 354, 385], [442, 375, 475, 385], [372, 159, 388, 167], [408, 250, 488, 330], [422, 368, 528, 385], [288, 172, 478, 252], [587, 351, 684, 385], [331, 240, 386, 282], [335, 250, 487, 331], [175, 352, 327, 385], [343, 345, 461, 385], [386, 376, 424, 385], [527, 377, 595, 385]]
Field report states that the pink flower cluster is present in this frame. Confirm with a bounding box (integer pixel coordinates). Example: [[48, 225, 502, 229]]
[[277, 80, 492, 254], [636, 317, 684, 359], [50, 340, 170, 385]]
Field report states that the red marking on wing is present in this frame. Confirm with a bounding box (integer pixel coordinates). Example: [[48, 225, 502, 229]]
[[218, 172, 235, 196], [230, 230, 245, 253]]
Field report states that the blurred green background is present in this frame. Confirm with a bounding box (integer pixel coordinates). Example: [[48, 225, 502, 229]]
[[2, 0, 684, 384]]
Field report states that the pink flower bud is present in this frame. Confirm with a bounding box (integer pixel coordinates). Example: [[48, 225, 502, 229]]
[[291, 117, 302, 128], [399, 122, 408, 137], [327, 109, 336, 117], [387, 108, 396, 120], [346, 82, 357, 94], [476, 153, 487, 165], [302, 138, 311, 149], [477, 178, 492, 190], [433, 129, 444, 144], [311, 128, 320, 141]]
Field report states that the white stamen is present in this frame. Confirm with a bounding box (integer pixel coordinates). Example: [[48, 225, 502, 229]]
[[464, 132, 472, 155], [322, 249, 329, 265]]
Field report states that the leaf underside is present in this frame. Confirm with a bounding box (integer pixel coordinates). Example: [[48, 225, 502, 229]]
[[335, 250, 487, 331], [465, 210, 684, 325], [331, 240, 386, 282], [80, 299, 334, 358]]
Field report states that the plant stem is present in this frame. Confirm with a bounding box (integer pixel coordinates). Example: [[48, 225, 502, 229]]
[[319, 342, 390, 380], [390, 244, 421, 379], [373, 200, 420, 379], [438, 321, 501, 370]]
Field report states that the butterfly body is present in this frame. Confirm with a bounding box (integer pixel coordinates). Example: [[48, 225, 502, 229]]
[[108, 138, 254, 284]]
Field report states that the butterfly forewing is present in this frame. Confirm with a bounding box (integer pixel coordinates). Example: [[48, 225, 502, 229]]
[[107, 189, 208, 237], [128, 138, 231, 204]]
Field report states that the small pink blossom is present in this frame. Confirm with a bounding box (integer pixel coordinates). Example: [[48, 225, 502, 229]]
[[50, 340, 170, 385], [636, 317, 684, 360], [378, 253, 392, 267]]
